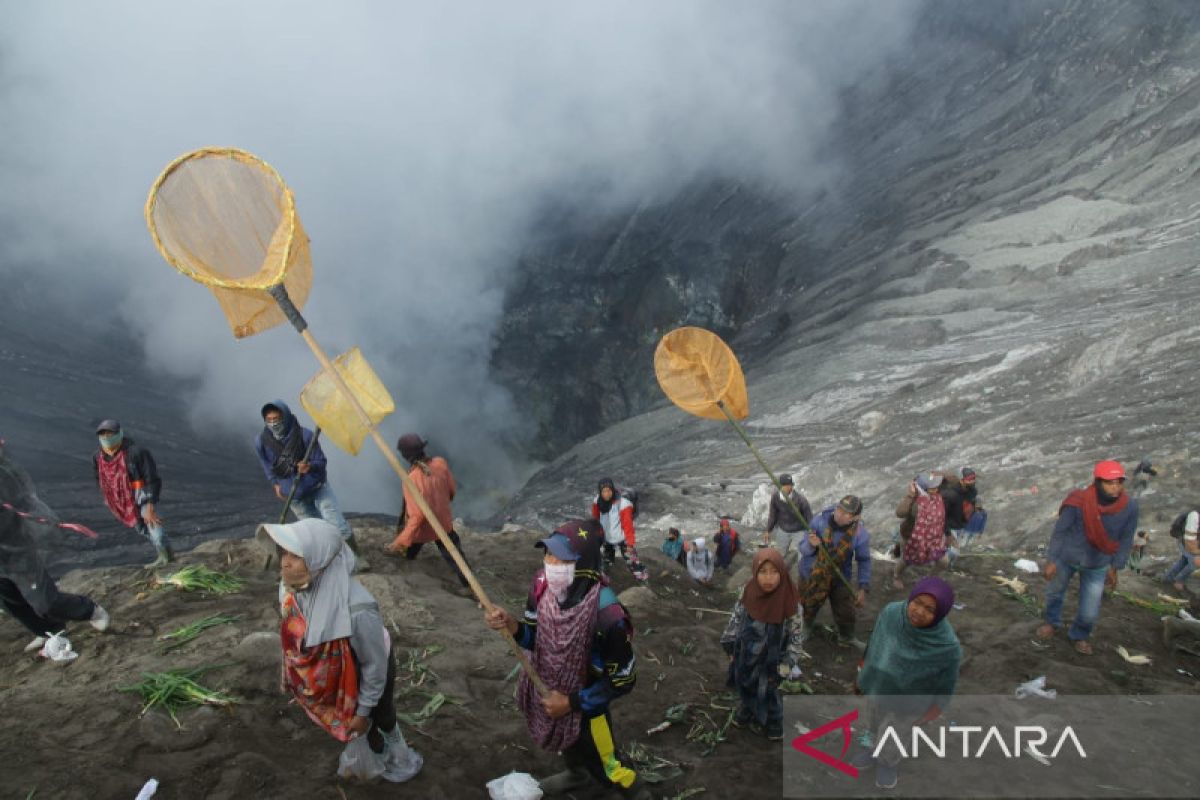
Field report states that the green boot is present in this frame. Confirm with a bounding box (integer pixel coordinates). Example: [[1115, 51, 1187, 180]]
[[145, 545, 173, 569]]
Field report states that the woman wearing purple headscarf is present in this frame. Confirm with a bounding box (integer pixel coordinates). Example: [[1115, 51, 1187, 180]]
[[853, 576, 962, 789]]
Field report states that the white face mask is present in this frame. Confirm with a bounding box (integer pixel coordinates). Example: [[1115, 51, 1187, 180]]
[[544, 562, 576, 601]]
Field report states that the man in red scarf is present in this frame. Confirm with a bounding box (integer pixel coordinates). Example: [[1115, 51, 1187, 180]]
[[1037, 460, 1139, 655], [92, 420, 173, 567]]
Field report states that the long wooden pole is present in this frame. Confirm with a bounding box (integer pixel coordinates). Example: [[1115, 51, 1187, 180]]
[[298, 329, 549, 697], [713, 400, 860, 596]]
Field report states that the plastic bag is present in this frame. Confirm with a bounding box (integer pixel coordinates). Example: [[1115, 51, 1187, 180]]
[[134, 778, 159, 800], [39, 631, 78, 662], [337, 727, 423, 783], [1013, 559, 1040, 574], [1014, 675, 1056, 700], [486, 771, 544, 800], [380, 726, 423, 783], [337, 735, 387, 781]]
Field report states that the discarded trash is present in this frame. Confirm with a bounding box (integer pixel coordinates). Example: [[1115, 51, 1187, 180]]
[[952, 603, 966, 611], [134, 779, 159, 800], [1177, 668, 1196, 678], [1180, 609, 1197, 622], [486, 772, 543, 800], [991, 575, 1028, 595], [1014, 676, 1056, 700], [39, 631, 78, 662], [1013, 559, 1040, 574], [1116, 646, 1152, 666]]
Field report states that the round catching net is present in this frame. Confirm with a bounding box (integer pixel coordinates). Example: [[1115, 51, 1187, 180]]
[[654, 327, 749, 420], [145, 147, 312, 338]]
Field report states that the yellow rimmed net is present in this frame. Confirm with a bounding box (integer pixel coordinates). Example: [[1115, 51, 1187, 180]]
[[654, 326, 749, 420], [144, 147, 312, 338]]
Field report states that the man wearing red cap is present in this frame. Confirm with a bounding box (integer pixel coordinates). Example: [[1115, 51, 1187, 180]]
[[1037, 460, 1139, 655]]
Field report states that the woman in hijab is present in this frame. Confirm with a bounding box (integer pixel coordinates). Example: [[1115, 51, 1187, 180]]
[[259, 518, 421, 783], [893, 474, 953, 589], [855, 575, 962, 789], [687, 537, 714, 585], [720, 548, 804, 740], [484, 519, 650, 799]]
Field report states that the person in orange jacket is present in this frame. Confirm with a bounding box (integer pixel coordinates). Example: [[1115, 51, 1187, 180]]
[[385, 434, 471, 592]]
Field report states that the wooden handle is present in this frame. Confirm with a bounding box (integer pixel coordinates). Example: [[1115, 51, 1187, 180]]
[[298, 329, 550, 697]]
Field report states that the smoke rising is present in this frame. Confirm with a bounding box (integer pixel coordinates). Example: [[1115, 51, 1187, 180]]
[[0, 1, 921, 516]]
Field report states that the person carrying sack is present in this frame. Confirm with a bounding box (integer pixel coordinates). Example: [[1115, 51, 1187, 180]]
[[259, 519, 422, 783]]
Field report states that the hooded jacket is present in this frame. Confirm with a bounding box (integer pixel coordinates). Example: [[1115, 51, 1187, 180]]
[[254, 400, 328, 499]]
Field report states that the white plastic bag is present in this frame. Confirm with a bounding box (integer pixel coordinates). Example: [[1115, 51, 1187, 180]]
[[380, 726, 423, 783], [133, 778, 159, 800], [1014, 675, 1056, 700], [1013, 559, 1040, 574], [39, 631, 78, 662], [337, 735, 388, 781], [486, 771, 544, 800]]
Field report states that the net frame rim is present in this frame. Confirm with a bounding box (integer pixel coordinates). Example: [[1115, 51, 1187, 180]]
[[144, 146, 299, 290], [654, 325, 749, 416]]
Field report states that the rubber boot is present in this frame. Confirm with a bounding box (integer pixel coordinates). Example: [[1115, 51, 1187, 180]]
[[346, 534, 371, 573], [145, 545, 173, 569], [537, 765, 591, 795]]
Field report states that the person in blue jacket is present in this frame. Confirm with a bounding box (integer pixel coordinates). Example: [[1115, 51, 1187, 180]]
[[254, 400, 363, 560], [1037, 460, 1138, 656], [797, 495, 871, 650]]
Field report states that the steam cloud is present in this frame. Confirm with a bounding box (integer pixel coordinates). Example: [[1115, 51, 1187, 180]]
[[0, 1, 920, 515]]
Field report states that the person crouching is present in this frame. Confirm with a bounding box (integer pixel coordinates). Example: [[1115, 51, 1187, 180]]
[[484, 519, 650, 798], [258, 519, 422, 783]]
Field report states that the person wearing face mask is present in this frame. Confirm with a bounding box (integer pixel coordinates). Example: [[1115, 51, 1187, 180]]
[[92, 419, 173, 567], [853, 576, 962, 790], [1037, 460, 1139, 656], [484, 519, 648, 798], [257, 518, 422, 783], [254, 401, 364, 564]]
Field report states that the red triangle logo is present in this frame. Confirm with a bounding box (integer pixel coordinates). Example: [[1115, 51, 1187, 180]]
[[790, 709, 860, 778]]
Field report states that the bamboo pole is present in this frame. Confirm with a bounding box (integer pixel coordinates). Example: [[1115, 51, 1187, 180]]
[[299, 329, 549, 697]]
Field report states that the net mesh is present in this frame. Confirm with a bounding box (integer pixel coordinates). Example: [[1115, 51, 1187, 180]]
[[145, 147, 312, 338], [654, 326, 749, 420], [300, 348, 396, 455]]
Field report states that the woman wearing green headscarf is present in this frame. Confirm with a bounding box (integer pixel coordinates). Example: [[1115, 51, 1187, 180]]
[[854, 575, 961, 789]]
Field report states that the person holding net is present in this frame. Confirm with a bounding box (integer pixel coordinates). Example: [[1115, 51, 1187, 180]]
[[255, 399, 366, 567]]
